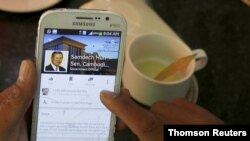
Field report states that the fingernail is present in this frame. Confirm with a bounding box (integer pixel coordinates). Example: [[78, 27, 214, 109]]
[[100, 90, 114, 99], [18, 60, 31, 83]]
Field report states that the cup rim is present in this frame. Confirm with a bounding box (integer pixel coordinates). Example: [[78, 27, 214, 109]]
[[126, 33, 195, 85]]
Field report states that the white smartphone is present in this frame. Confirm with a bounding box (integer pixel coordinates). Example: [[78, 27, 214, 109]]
[[31, 9, 127, 141]]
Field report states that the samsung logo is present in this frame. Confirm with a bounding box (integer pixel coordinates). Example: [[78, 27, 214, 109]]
[[72, 22, 95, 26]]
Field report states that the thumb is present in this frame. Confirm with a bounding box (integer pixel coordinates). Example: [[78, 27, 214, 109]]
[[100, 89, 163, 141], [0, 60, 36, 122]]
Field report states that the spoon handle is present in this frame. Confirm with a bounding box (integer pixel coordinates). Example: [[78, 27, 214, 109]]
[[154, 54, 195, 81]]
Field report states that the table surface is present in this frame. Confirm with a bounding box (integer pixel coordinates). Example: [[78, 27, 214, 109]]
[[0, 0, 250, 139]]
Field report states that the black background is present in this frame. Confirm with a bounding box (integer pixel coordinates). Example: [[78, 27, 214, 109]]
[[0, 0, 250, 140]]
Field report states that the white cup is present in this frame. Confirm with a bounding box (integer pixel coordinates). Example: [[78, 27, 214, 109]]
[[122, 34, 208, 106]]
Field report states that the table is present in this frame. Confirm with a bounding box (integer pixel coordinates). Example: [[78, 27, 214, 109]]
[[0, 0, 250, 139]]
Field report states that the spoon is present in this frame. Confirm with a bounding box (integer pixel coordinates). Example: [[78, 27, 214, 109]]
[[154, 54, 196, 81]]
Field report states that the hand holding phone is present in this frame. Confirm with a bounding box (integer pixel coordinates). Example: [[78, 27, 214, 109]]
[[31, 9, 127, 141]]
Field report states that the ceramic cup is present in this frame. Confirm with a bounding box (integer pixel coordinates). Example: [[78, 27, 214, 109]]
[[122, 33, 208, 106]]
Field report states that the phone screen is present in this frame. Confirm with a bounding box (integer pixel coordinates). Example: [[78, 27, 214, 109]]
[[35, 28, 122, 141]]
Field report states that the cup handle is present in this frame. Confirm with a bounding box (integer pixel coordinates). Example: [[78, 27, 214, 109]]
[[192, 49, 208, 72]]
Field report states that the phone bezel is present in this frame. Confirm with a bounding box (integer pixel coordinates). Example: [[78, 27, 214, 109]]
[[31, 9, 127, 141]]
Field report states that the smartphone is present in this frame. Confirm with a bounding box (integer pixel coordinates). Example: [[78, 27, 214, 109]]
[[31, 9, 127, 141]]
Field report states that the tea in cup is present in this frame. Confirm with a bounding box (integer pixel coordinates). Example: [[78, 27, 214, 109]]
[[122, 34, 207, 106]]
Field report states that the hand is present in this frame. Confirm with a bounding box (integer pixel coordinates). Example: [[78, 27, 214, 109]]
[[0, 60, 36, 141], [100, 89, 224, 141]]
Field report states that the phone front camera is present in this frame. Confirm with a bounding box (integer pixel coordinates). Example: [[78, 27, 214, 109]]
[[105, 17, 110, 21]]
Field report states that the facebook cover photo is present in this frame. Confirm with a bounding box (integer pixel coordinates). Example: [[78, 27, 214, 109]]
[[41, 34, 120, 75]]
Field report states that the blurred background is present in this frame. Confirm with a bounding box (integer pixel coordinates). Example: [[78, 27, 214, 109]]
[[0, 0, 250, 140]]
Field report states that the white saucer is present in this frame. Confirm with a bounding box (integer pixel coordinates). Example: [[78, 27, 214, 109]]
[[0, 0, 61, 13], [185, 75, 199, 103]]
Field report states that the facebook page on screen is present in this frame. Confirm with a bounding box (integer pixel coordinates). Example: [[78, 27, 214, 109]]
[[36, 28, 122, 141]]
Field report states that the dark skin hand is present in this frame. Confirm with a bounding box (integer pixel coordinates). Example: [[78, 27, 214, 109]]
[[100, 89, 224, 141], [0, 60, 223, 141], [0, 60, 36, 141]]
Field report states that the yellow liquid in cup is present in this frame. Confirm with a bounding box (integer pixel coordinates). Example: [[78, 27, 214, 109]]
[[134, 58, 186, 82]]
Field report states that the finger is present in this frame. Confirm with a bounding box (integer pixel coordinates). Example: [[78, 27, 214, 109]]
[[151, 100, 224, 124], [25, 101, 34, 135], [0, 60, 36, 121], [170, 98, 211, 114], [100, 89, 162, 140], [116, 117, 127, 131], [19, 119, 28, 141], [170, 98, 224, 124], [151, 101, 195, 124]]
